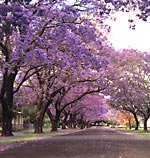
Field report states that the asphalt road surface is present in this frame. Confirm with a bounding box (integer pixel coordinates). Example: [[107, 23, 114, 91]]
[[1, 127, 150, 158]]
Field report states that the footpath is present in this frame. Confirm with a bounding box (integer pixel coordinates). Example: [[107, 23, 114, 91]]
[[0, 128, 82, 152]]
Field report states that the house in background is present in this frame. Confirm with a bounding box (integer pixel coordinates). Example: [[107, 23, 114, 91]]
[[12, 111, 24, 131]]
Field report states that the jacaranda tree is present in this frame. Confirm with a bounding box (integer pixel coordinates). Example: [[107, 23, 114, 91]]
[[0, 0, 150, 136]]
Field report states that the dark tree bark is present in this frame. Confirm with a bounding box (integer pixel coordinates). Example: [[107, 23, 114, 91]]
[[47, 110, 60, 132], [34, 86, 64, 133], [78, 115, 85, 129], [133, 113, 139, 130], [73, 122, 77, 128], [34, 113, 45, 134], [128, 119, 132, 130], [51, 114, 61, 132], [79, 122, 85, 129], [86, 121, 91, 128], [68, 114, 78, 129], [34, 101, 52, 134], [0, 71, 17, 136], [51, 119, 59, 131], [61, 112, 69, 129], [143, 117, 149, 132], [1, 110, 14, 136], [61, 122, 66, 129], [67, 114, 76, 129]]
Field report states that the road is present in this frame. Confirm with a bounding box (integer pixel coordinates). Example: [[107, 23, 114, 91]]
[[0, 127, 150, 158]]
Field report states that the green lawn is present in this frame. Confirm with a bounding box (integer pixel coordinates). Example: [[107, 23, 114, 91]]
[[0, 136, 41, 144], [134, 132, 150, 137], [0, 128, 64, 145], [115, 127, 150, 137]]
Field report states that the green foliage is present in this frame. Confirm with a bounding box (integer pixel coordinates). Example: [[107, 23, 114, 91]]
[[23, 106, 36, 123], [43, 114, 51, 129], [105, 119, 118, 127]]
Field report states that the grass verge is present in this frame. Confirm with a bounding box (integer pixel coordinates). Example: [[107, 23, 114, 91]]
[[115, 127, 150, 137], [0, 128, 64, 145]]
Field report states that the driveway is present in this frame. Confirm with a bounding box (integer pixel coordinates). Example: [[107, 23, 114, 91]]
[[0, 127, 150, 158]]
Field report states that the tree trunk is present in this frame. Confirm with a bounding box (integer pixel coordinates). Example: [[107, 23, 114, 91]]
[[72, 115, 77, 129], [67, 121, 72, 128], [1, 74, 16, 136], [51, 119, 59, 132], [46, 110, 60, 132], [34, 103, 48, 134], [61, 119, 67, 129], [61, 112, 68, 129], [1, 110, 14, 136], [133, 113, 139, 130], [128, 119, 132, 130], [34, 117, 44, 134], [73, 122, 77, 128], [78, 119, 85, 129], [61, 122, 66, 129], [143, 117, 148, 132], [34, 108, 45, 134], [78, 115, 85, 129], [80, 122, 85, 129], [1, 82, 14, 136], [86, 121, 91, 128]]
